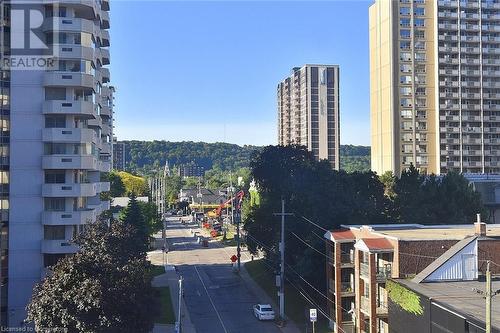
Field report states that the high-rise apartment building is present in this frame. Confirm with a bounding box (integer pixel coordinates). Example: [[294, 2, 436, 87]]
[[1, 0, 113, 326], [112, 137, 125, 171], [277, 65, 340, 169], [370, 0, 500, 175]]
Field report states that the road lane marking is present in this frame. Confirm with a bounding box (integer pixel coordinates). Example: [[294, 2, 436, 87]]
[[194, 265, 229, 333]]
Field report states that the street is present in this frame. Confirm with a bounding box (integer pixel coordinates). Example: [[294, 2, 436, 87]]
[[148, 217, 284, 333]]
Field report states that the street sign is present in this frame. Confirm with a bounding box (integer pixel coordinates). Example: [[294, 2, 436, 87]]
[[230, 255, 238, 262], [310, 308, 317, 322]]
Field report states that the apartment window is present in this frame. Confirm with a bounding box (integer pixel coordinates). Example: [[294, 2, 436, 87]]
[[400, 18, 411, 27], [400, 52, 411, 61], [401, 110, 413, 118], [45, 87, 66, 101], [415, 30, 425, 39], [74, 89, 93, 102], [400, 41, 411, 50], [415, 41, 425, 50], [400, 87, 412, 96], [44, 226, 65, 240], [416, 98, 427, 107], [44, 198, 65, 212], [400, 75, 412, 84], [416, 87, 426, 96], [44, 143, 66, 155], [414, 18, 425, 27], [45, 170, 65, 184], [414, 7, 425, 16], [400, 29, 411, 39], [45, 115, 66, 128], [415, 75, 426, 84], [400, 64, 412, 73], [401, 98, 412, 107], [415, 52, 426, 62], [400, 7, 410, 16], [0, 171, 8, 185]]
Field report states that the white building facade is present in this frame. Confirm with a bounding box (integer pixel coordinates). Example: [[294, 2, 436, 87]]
[[2, 0, 113, 326]]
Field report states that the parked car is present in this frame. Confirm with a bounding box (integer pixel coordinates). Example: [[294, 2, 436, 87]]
[[253, 304, 275, 321]]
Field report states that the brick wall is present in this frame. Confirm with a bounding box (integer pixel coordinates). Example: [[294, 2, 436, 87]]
[[397, 240, 459, 277], [478, 239, 500, 275]]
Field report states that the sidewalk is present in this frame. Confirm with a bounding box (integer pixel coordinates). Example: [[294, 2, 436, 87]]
[[151, 268, 196, 333]]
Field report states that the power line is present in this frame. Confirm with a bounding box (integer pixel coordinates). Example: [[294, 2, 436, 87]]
[[296, 214, 329, 233], [289, 230, 333, 261]]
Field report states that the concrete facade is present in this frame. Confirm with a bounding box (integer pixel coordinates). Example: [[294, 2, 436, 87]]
[[370, 0, 500, 175], [2, 0, 113, 326], [277, 65, 340, 170]]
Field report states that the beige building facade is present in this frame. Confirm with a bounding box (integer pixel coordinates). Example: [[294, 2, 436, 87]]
[[277, 65, 340, 169], [370, 0, 500, 175]]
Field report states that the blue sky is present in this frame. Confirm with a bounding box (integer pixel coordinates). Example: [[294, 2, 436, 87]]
[[110, 0, 372, 146]]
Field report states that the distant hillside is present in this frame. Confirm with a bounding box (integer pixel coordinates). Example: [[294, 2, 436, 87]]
[[121, 141, 370, 175], [340, 145, 371, 173]]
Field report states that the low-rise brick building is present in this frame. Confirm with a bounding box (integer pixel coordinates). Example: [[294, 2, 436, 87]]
[[324, 218, 500, 333]]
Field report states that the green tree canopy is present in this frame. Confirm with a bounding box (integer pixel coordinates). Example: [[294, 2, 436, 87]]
[[27, 219, 157, 332]]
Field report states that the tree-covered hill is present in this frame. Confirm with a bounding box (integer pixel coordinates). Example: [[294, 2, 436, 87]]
[[121, 141, 370, 175]]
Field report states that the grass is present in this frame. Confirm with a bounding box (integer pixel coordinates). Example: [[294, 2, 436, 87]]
[[245, 259, 333, 333], [150, 265, 166, 277], [154, 286, 176, 325]]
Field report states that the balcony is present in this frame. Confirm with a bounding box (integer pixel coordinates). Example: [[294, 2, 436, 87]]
[[49, 44, 94, 61], [42, 16, 95, 34], [97, 181, 111, 193], [44, 72, 94, 89], [376, 265, 392, 282], [42, 209, 96, 226], [43, 100, 96, 118], [43, 183, 97, 197], [360, 262, 369, 278], [98, 160, 111, 172], [101, 67, 110, 83], [42, 239, 79, 254], [101, 104, 112, 117], [438, 0, 458, 6], [101, 10, 110, 29], [483, 70, 500, 77], [438, 23, 458, 30], [42, 128, 97, 144], [439, 46, 459, 53], [101, 0, 110, 11], [100, 142, 111, 154], [99, 48, 110, 65], [89, 201, 111, 215], [101, 29, 110, 47], [460, 13, 479, 20], [360, 296, 370, 314], [483, 48, 500, 54], [88, 118, 102, 128], [341, 252, 354, 266], [42, 155, 98, 170], [377, 300, 388, 316], [340, 281, 355, 296]]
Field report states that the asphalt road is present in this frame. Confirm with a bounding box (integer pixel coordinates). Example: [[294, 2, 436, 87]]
[[151, 217, 281, 333]]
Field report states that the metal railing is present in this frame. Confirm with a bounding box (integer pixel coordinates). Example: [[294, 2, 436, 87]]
[[376, 265, 392, 281], [340, 281, 354, 293], [341, 253, 354, 264]]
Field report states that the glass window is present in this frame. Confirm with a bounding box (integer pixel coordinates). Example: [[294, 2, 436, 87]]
[[414, 7, 425, 16], [400, 7, 410, 15], [400, 52, 411, 61], [400, 29, 411, 39], [45, 171, 66, 184], [400, 18, 411, 27], [44, 226, 66, 240], [44, 198, 66, 211], [45, 88, 66, 101], [415, 18, 425, 27], [400, 87, 412, 96], [400, 41, 411, 50], [400, 75, 412, 84], [45, 115, 66, 128]]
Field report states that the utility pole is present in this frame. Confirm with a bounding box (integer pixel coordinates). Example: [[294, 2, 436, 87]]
[[473, 260, 500, 333], [487, 261, 492, 333], [177, 276, 183, 333], [273, 199, 293, 321]]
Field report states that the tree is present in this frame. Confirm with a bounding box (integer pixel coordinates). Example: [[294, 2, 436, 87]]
[[27, 220, 157, 332], [119, 193, 148, 252], [243, 145, 391, 290], [109, 171, 126, 197], [118, 171, 149, 196], [138, 201, 162, 235]]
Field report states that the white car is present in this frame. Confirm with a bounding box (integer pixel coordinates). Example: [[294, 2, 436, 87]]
[[253, 304, 275, 321]]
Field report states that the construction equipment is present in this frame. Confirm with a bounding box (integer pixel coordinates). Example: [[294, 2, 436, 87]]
[[212, 190, 245, 219]]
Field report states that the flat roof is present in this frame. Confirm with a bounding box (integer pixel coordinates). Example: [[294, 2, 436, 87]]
[[395, 279, 500, 330], [339, 224, 500, 241]]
